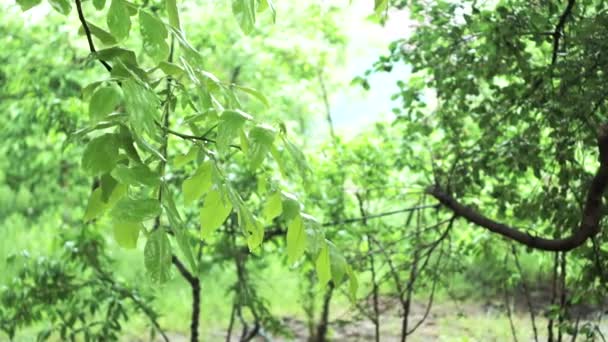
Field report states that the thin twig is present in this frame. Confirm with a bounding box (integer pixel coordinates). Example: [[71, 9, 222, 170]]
[[74, 0, 112, 72]]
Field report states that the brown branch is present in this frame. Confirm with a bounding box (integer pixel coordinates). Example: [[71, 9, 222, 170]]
[[74, 0, 112, 72], [172, 255, 201, 342], [551, 0, 576, 66], [427, 124, 608, 252]]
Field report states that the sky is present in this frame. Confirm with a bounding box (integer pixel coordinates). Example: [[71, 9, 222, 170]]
[[329, 1, 413, 136]]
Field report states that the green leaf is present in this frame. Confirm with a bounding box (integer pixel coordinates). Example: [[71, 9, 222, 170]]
[[328, 242, 347, 284], [234, 85, 270, 107], [83, 188, 106, 222], [89, 83, 123, 122], [93, 0, 106, 10], [258, 0, 276, 23], [248, 125, 276, 170], [217, 110, 251, 153], [86, 22, 117, 45], [111, 163, 160, 187], [100, 173, 118, 202], [166, 0, 181, 29], [159, 61, 185, 78], [48, 0, 71, 14], [123, 79, 160, 137], [263, 191, 282, 222], [107, 0, 131, 41], [316, 243, 332, 286], [183, 161, 213, 205], [286, 215, 306, 265], [81, 134, 120, 176], [95, 47, 137, 65], [200, 188, 232, 240], [140, 10, 170, 63], [16, 0, 41, 11], [144, 229, 172, 283], [162, 185, 197, 272], [232, 0, 256, 34], [113, 221, 141, 249], [374, 0, 388, 15], [281, 192, 300, 221], [173, 145, 198, 168], [111, 198, 161, 222]]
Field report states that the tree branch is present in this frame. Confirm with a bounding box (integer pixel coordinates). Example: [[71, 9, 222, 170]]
[[551, 0, 576, 66], [74, 0, 112, 72], [172, 255, 200, 342], [428, 124, 608, 251]]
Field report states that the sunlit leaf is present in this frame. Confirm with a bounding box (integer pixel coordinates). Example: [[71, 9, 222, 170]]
[[263, 191, 282, 222], [200, 188, 232, 239], [48, 0, 71, 14], [113, 221, 142, 249], [286, 215, 306, 265], [316, 243, 331, 286], [16, 0, 41, 11], [166, 0, 181, 29], [183, 161, 213, 205], [107, 0, 131, 41]]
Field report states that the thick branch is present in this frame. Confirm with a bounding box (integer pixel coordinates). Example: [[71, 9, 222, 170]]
[[172, 255, 201, 342], [428, 125, 608, 251]]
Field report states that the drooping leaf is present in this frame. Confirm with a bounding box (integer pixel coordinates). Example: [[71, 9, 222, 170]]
[[83, 188, 106, 222], [144, 229, 172, 283], [234, 85, 270, 107], [263, 191, 282, 222], [48, 0, 71, 14], [122, 79, 160, 137], [113, 221, 142, 249], [281, 192, 300, 221], [232, 0, 256, 34], [159, 61, 186, 78], [111, 163, 160, 187], [286, 215, 306, 265], [86, 22, 117, 45], [111, 198, 161, 222], [328, 241, 347, 284], [217, 110, 251, 154], [16, 0, 41, 11], [173, 145, 199, 168], [238, 207, 264, 250], [139, 10, 170, 63], [100, 173, 118, 202], [81, 134, 120, 176], [107, 0, 131, 41], [183, 161, 213, 205], [166, 0, 181, 29], [93, 0, 106, 10], [248, 124, 276, 170], [316, 243, 332, 286], [162, 185, 197, 272], [200, 188, 232, 239], [374, 0, 388, 15], [89, 83, 123, 122]]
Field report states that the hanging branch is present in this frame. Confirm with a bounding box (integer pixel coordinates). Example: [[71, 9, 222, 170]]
[[428, 125, 608, 251]]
